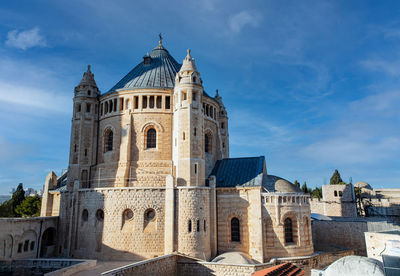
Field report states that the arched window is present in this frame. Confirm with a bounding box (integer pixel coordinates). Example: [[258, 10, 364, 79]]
[[188, 220, 192, 232], [205, 133, 212, 153], [144, 209, 155, 222], [334, 191, 338, 197], [104, 129, 113, 152], [231, 217, 240, 242], [284, 218, 293, 243], [96, 209, 104, 221], [147, 128, 156, 149]]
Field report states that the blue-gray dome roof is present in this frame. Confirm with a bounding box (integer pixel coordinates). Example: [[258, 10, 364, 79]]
[[108, 44, 181, 92]]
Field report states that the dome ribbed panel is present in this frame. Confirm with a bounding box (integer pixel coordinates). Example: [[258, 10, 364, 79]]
[[108, 46, 181, 93]]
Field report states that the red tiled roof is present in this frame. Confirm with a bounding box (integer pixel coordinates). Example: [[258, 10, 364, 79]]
[[252, 263, 304, 276]]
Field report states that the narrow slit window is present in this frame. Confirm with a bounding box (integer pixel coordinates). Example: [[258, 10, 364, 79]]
[[134, 96, 139, 109], [188, 220, 192, 232], [165, 96, 170, 109], [149, 96, 155, 108], [156, 96, 162, 108], [143, 96, 148, 108], [197, 220, 200, 232], [113, 99, 117, 112], [119, 98, 124, 111], [86, 103, 91, 113]]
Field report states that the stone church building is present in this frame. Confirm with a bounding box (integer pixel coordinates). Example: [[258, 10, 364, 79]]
[[41, 39, 313, 263]]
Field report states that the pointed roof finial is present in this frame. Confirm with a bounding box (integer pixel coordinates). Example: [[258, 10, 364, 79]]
[[187, 49, 191, 57], [159, 33, 163, 45], [216, 89, 219, 96], [87, 65, 91, 72]]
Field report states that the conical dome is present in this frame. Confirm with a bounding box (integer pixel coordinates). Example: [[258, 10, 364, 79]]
[[108, 42, 181, 92], [179, 49, 198, 72], [79, 65, 97, 87]]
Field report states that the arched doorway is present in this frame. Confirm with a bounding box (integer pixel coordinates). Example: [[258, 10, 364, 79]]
[[40, 227, 56, 257]]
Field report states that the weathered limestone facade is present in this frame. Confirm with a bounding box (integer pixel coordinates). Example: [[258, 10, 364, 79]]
[[310, 184, 357, 217], [0, 217, 58, 260], [40, 40, 314, 263]]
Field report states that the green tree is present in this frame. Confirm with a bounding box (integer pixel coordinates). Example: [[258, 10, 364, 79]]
[[15, 195, 41, 217], [311, 187, 322, 199], [330, 169, 345, 185], [301, 182, 311, 194], [11, 183, 25, 216], [0, 200, 13, 217], [0, 183, 26, 217], [294, 180, 300, 188]]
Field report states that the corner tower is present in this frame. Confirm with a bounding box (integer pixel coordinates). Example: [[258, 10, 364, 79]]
[[68, 66, 100, 189], [173, 50, 212, 260], [173, 50, 205, 187]]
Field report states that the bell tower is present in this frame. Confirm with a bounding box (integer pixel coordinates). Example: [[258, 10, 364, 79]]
[[67, 65, 100, 189]]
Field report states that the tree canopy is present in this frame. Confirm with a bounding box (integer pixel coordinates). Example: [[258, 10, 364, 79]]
[[330, 169, 346, 185], [0, 183, 40, 218], [15, 195, 41, 217]]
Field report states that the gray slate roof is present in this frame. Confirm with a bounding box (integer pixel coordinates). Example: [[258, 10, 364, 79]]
[[108, 44, 181, 92], [210, 156, 301, 193], [210, 156, 265, 187]]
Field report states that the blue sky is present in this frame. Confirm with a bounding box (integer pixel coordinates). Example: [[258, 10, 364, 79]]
[[0, 0, 399, 194]]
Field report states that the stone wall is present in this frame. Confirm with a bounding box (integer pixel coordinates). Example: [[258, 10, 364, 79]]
[[102, 254, 178, 276], [0, 217, 58, 261], [262, 193, 314, 260], [365, 230, 400, 262], [101, 251, 353, 276], [310, 184, 357, 217], [71, 187, 166, 260], [176, 187, 211, 260], [312, 218, 400, 256]]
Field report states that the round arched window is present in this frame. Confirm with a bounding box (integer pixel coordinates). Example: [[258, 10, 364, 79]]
[[145, 209, 155, 221], [123, 209, 133, 220], [96, 209, 104, 221]]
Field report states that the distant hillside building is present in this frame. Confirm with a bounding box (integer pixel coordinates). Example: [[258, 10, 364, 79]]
[[39, 39, 313, 262], [310, 184, 357, 217]]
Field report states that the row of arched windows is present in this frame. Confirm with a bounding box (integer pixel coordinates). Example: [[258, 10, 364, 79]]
[[102, 127, 214, 154], [229, 217, 303, 245], [100, 95, 171, 116], [203, 103, 217, 120], [188, 219, 207, 233], [103, 127, 157, 153], [81, 208, 156, 224]]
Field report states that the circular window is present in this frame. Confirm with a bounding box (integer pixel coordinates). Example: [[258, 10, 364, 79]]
[[96, 209, 104, 221], [145, 209, 155, 221], [82, 209, 88, 221], [123, 209, 133, 220]]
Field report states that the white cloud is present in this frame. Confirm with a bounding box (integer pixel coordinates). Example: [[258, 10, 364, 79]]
[[299, 90, 400, 165], [228, 10, 262, 35], [5, 27, 47, 50], [0, 81, 70, 113]]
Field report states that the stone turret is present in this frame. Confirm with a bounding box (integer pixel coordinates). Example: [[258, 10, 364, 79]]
[[173, 49, 205, 187], [67, 65, 100, 189], [173, 50, 212, 260], [214, 90, 229, 158]]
